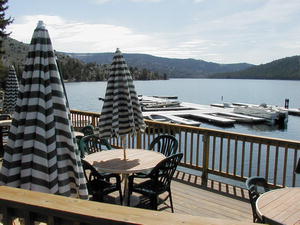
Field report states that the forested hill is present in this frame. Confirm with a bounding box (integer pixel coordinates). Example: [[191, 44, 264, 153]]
[[210, 56, 300, 80], [0, 38, 164, 81], [68, 52, 253, 78]]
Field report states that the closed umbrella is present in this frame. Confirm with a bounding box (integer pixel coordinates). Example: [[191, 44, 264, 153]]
[[98, 48, 146, 159], [0, 21, 88, 199], [3, 65, 19, 114]]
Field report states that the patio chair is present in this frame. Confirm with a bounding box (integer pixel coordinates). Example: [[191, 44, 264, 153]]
[[80, 125, 94, 136], [150, 134, 178, 157], [127, 153, 183, 212], [82, 159, 123, 204], [245, 176, 270, 223], [80, 134, 118, 182], [134, 134, 179, 178], [79, 134, 112, 158]]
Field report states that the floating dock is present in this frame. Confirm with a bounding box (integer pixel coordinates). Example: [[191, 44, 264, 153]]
[[139, 96, 279, 127]]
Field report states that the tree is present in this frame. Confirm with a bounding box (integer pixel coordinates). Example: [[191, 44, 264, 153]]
[[0, 0, 13, 54], [0, 0, 13, 83]]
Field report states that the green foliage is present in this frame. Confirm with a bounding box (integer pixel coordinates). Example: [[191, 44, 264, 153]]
[[211, 56, 300, 80], [69, 52, 253, 78], [2, 37, 164, 82], [0, 0, 13, 54]]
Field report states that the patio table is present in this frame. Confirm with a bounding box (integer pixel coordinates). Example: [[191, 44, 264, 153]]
[[256, 187, 300, 225], [84, 148, 165, 205], [0, 119, 12, 156]]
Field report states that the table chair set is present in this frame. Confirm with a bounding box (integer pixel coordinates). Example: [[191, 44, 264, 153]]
[[246, 174, 300, 225], [245, 176, 270, 223], [79, 132, 182, 212]]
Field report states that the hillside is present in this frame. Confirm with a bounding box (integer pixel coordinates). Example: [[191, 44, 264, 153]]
[[68, 52, 253, 78], [210, 56, 300, 80], [1, 37, 300, 81], [0, 38, 163, 82]]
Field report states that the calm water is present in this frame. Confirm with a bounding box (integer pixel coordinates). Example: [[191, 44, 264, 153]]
[[65, 79, 300, 141]]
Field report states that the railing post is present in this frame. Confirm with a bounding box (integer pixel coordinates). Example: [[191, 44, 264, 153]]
[[92, 115, 97, 127], [137, 131, 142, 149], [201, 133, 210, 186]]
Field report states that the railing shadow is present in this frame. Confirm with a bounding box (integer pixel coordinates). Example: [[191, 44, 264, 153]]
[[173, 170, 249, 202]]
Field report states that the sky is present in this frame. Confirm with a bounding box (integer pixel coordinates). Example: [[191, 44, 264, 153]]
[[5, 0, 300, 65]]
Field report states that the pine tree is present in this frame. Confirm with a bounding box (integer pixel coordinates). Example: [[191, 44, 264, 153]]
[[0, 0, 13, 83], [0, 0, 13, 54]]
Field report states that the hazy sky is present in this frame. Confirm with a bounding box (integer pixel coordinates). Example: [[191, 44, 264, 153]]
[[6, 0, 300, 65]]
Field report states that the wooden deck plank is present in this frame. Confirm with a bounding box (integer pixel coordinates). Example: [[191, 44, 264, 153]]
[[126, 170, 253, 222]]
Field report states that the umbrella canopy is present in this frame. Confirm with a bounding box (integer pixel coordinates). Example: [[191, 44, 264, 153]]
[[3, 65, 19, 114], [98, 48, 146, 144], [0, 21, 88, 199]]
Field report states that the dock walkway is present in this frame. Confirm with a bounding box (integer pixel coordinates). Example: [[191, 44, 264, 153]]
[[141, 96, 268, 127]]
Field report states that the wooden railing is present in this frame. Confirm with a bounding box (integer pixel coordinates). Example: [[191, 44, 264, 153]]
[[0, 186, 255, 225], [70, 109, 300, 188]]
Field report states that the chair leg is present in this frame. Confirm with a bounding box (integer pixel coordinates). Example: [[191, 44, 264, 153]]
[[127, 191, 131, 206], [119, 187, 123, 205], [168, 189, 174, 213], [150, 196, 158, 210]]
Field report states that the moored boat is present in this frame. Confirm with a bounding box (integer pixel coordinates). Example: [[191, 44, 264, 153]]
[[233, 104, 288, 125], [147, 114, 201, 126]]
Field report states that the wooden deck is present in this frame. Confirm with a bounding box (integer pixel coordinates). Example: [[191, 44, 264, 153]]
[[100, 169, 253, 223], [177, 171, 252, 221], [130, 170, 253, 222], [0, 158, 253, 224]]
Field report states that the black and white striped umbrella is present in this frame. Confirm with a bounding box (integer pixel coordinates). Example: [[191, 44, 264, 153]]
[[98, 49, 146, 156], [3, 65, 19, 114], [0, 21, 88, 199]]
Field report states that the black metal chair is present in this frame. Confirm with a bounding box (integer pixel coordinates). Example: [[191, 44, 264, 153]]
[[135, 134, 179, 178], [79, 134, 119, 182], [82, 160, 123, 204], [245, 176, 270, 223], [150, 134, 178, 157], [80, 125, 95, 136], [79, 134, 111, 158], [127, 153, 183, 212]]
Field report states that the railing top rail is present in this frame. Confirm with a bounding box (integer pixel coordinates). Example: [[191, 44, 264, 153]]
[[144, 119, 300, 146], [71, 109, 101, 115], [0, 186, 254, 225]]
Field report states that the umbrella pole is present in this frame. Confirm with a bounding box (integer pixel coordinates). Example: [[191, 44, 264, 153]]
[[121, 135, 127, 160]]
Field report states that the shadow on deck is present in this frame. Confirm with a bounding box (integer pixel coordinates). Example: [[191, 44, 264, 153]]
[[127, 170, 253, 222]]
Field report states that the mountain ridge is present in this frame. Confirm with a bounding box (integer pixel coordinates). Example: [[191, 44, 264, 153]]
[[67, 52, 253, 78], [1, 37, 300, 81]]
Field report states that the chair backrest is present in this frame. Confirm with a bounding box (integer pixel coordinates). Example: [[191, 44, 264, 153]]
[[81, 159, 104, 194], [80, 125, 94, 136], [149, 134, 178, 157], [149, 153, 183, 190], [245, 176, 270, 223], [79, 134, 112, 158]]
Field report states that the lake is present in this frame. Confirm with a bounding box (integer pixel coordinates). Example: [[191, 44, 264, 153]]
[[65, 79, 300, 141]]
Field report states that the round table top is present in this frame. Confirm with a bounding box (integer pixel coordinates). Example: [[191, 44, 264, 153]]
[[84, 149, 166, 174], [0, 119, 12, 127], [256, 187, 300, 225]]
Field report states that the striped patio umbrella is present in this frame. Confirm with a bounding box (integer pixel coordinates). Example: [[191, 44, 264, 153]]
[[3, 65, 19, 114], [98, 48, 146, 159], [0, 21, 88, 199]]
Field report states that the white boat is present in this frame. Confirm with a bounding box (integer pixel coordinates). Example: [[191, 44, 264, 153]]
[[233, 104, 288, 125], [148, 114, 201, 126]]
